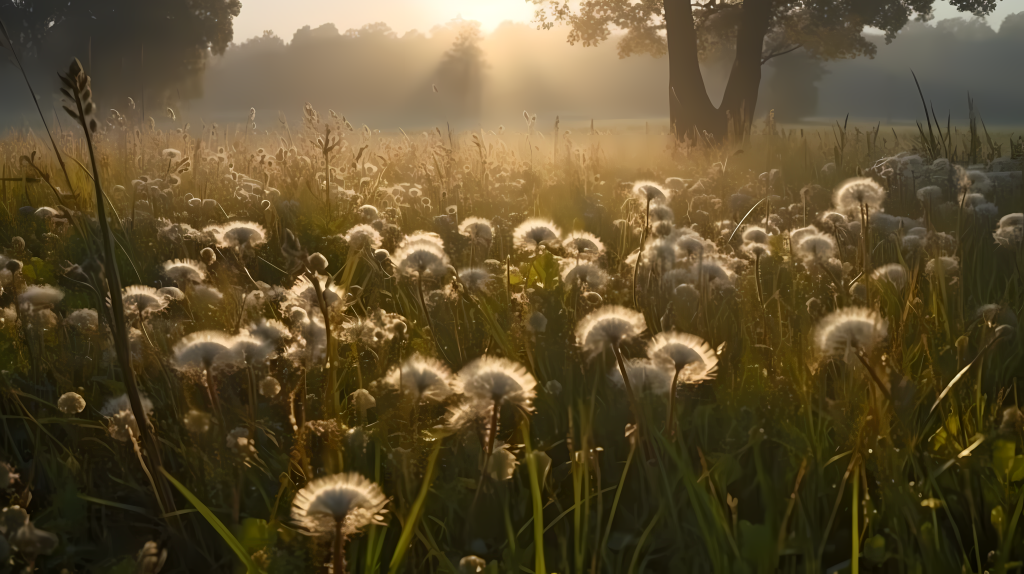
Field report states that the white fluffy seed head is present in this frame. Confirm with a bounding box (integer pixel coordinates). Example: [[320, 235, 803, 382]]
[[291, 472, 389, 536], [512, 218, 562, 252], [814, 307, 888, 360], [646, 332, 719, 383], [455, 356, 537, 411], [575, 305, 646, 358], [384, 354, 455, 402]]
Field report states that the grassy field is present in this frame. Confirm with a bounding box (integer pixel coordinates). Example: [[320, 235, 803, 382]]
[[1, 62, 1024, 574]]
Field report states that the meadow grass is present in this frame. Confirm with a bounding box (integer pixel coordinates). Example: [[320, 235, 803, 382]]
[[0, 58, 1023, 574]]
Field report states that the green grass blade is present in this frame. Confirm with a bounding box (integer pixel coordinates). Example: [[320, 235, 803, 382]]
[[160, 467, 265, 574]]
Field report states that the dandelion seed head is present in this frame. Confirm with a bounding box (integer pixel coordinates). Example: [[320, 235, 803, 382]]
[[632, 181, 669, 204], [161, 259, 206, 284], [172, 330, 234, 371], [393, 232, 450, 278], [459, 217, 494, 244], [18, 285, 64, 309], [560, 261, 609, 291], [575, 306, 646, 357], [384, 354, 455, 402], [512, 218, 562, 252], [342, 223, 383, 251], [101, 393, 154, 442], [815, 307, 888, 359], [647, 332, 718, 383], [834, 178, 886, 214], [562, 231, 605, 258], [57, 392, 86, 414], [259, 376, 281, 397], [122, 285, 168, 316], [456, 356, 537, 410], [291, 472, 388, 536], [872, 263, 908, 291]]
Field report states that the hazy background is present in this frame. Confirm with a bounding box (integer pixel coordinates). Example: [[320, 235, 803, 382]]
[[1, 1, 1022, 132]]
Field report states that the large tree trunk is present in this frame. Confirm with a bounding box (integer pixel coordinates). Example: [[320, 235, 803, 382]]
[[664, 0, 722, 141], [718, 0, 772, 139], [664, 0, 772, 142]]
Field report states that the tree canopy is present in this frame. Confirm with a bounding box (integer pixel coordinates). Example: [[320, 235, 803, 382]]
[[1, 0, 241, 108], [533, 0, 1003, 139]]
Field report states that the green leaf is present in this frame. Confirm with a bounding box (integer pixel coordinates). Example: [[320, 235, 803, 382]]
[[1011, 455, 1024, 482], [994, 440, 1016, 480], [160, 468, 265, 574], [864, 534, 886, 563]]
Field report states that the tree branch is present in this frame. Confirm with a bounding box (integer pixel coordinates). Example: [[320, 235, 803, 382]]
[[761, 43, 802, 65]]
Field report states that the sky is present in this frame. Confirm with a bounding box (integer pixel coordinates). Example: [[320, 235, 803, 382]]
[[231, 0, 1023, 42]]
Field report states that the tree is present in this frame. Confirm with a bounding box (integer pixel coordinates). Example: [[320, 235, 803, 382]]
[[1, 0, 241, 110], [533, 0, 1004, 141]]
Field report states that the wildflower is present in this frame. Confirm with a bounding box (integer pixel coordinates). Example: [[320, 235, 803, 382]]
[[101, 393, 154, 442], [815, 307, 888, 360], [512, 218, 562, 253], [206, 221, 268, 251], [871, 263, 908, 291], [384, 354, 455, 402], [342, 223, 383, 251], [647, 332, 719, 383], [66, 308, 99, 333], [455, 356, 537, 411], [355, 204, 379, 223], [163, 258, 205, 284], [484, 441, 518, 480], [172, 330, 234, 373], [632, 181, 669, 204], [833, 178, 886, 214], [560, 261, 609, 291], [200, 247, 217, 265], [191, 285, 224, 306], [259, 376, 281, 397], [741, 226, 769, 244], [794, 232, 837, 263], [575, 306, 646, 358], [291, 472, 388, 536], [286, 274, 346, 313], [994, 213, 1023, 248], [17, 285, 64, 309], [307, 252, 329, 273], [562, 231, 605, 258], [458, 217, 494, 244], [226, 334, 274, 365], [925, 256, 959, 276], [122, 285, 169, 317], [458, 267, 493, 295], [248, 318, 291, 346], [159, 286, 185, 301], [393, 232, 450, 278], [57, 392, 86, 414], [917, 185, 943, 203]]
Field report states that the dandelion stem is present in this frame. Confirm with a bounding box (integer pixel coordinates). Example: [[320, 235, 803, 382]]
[[334, 522, 348, 574], [664, 369, 682, 441], [632, 198, 651, 309]]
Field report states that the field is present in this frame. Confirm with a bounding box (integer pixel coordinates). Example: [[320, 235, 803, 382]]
[[2, 61, 1024, 574]]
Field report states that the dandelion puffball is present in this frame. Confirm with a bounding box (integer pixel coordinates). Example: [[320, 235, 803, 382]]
[[575, 306, 646, 358], [646, 332, 719, 383], [57, 392, 86, 414], [815, 307, 888, 360], [291, 472, 389, 536], [455, 356, 537, 410]]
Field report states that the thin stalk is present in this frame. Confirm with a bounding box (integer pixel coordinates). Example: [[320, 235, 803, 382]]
[[851, 461, 860, 574], [664, 369, 682, 441], [68, 62, 176, 518], [522, 419, 547, 574], [334, 522, 348, 574], [632, 198, 651, 309]]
